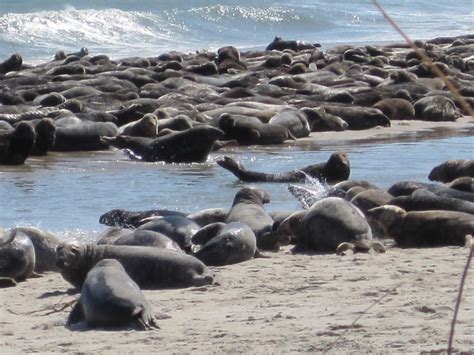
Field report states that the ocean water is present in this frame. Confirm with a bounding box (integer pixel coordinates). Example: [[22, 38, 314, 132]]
[[1, 132, 473, 241], [0, 0, 472, 64], [0, 1, 473, 241]]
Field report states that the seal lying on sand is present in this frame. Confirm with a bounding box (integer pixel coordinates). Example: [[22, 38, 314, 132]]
[[274, 197, 385, 254], [68, 259, 159, 330], [192, 222, 257, 266], [226, 187, 285, 251], [368, 205, 474, 247], [217, 152, 350, 183], [56, 243, 214, 289], [0, 230, 35, 285]]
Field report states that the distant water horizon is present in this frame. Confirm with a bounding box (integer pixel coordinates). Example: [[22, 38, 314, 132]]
[[0, 0, 472, 63]]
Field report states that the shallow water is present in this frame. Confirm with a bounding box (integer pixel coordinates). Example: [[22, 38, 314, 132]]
[[1, 129, 472, 240]]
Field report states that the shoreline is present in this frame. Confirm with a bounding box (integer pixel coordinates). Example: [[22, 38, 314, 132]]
[[2, 245, 473, 353], [295, 116, 474, 148]]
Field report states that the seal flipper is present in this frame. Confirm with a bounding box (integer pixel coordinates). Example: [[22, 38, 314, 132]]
[[0, 277, 17, 288], [133, 306, 160, 331], [253, 249, 271, 259], [67, 301, 84, 325], [216, 156, 247, 180]]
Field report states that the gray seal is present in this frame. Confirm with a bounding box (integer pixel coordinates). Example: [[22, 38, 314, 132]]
[[112, 229, 184, 253], [217, 151, 350, 183], [137, 215, 200, 252], [368, 206, 474, 247], [56, 242, 213, 289], [192, 222, 257, 266], [225, 186, 283, 251], [0, 230, 35, 283], [0, 121, 36, 165], [428, 159, 474, 183], [11, 227, 60, 273], [67, 259, 159, 330], [276, 197, 381, 253], [102, 125, 224, 163]]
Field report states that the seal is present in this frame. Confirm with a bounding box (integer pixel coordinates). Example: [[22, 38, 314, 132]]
[[217, 152, 350, 183], [275, 197, 383, 253], [96, 227, 133, 245], [225, 186, 283, 251], [428, 159, 474, 183], [387, 189, 474, 215], [67, 259, 159, 330], [367, 205, 474, 247], [11, 227, 61, 273], [218, 113, 296, 145], [99, 208, 187, 228], [414, 95, 459, 121], [137, 215, 200, 252], [372, 98, 415, 120], [0, 121, 36, 165], [32, 117, 56, 156], [349, 189, 394, 213], [102, 125, 224, 163], [53, 121, 118, 151], [112, 230, 184, 253], [56, 242, 214, 289], [446, 177, 474, 193], [0, 53, 23, 74], [117, 113, 158, 138], [387, 181, 474, 202], [0, 230, 35, 282], [192, 222, 257, 266]]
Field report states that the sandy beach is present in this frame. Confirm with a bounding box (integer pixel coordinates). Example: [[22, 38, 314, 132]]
[[1, 117, 473, 354], [1, 244, 473, 353]]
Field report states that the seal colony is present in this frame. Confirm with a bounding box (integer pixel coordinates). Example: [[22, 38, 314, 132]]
[[1, 35, 474, 346], [0, 34, 473, 164]]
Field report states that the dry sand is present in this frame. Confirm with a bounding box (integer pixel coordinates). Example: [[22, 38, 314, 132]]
[[1, 246, 473, 353], [1, 118, 474, 354]]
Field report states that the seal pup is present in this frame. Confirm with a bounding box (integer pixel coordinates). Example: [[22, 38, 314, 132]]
[[68, 259, 159, 330], [56, 242, 214, 289], [217, 152, 350, 183]]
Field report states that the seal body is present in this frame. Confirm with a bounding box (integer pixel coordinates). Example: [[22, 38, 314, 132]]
[[295, 197, 373, 252], [217, 152, 350, 183], [56, 243, 213, 289], [392, 210, 474, 247], [11, 227, 60, 273], [0, 230, 35, 281], [68, 259, 158, 330], [194, 222, 257, 266], [103, 125, 224, 163], [428, 159, 474, 183]]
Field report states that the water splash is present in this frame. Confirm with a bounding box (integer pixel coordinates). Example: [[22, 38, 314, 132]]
[[286, 171, 329, 209]]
